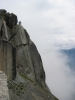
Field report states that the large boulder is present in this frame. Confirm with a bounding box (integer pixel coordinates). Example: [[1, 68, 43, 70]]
[[5, 13, 17, 28], [0, 9, 18, 29], [0, 9, 58, 100], [10, 25, 46, 88]]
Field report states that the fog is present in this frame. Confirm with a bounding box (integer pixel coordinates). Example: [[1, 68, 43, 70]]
[[0, 0, 75, 100], [27, 28, 75, 100], [36, 42, 75, 100]]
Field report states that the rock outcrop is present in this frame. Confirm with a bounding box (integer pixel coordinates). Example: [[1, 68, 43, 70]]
[[0, 72, 10, 100], [0, 9, 58, 100]]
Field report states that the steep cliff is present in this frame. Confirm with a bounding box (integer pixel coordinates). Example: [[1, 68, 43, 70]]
[[0, 9, 58, 100]]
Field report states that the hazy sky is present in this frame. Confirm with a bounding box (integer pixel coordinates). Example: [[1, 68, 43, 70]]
[[0, 0, 75, 100]]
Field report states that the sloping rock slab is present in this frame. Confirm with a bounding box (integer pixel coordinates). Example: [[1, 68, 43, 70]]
[[0, 39, 16, 80], [8, 73, 58, 100]]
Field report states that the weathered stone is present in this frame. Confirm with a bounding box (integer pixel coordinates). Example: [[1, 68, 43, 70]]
[[10, 25, 46, 88], [5, 13, 18, 28], [0, 40, 16, 80], [0, 20, 9, 40], [29, 41, 46, 88], [8, 74, 58, 100], [0, 72, 10, 100], [0, 9, 6, 19], [0, 9, 18, 29], [2, 20, 8, 39], [10, 25, 30, 47], [0, 9, 58, 100], [0, 19, 11, 40], [16, 45, 35, 81]]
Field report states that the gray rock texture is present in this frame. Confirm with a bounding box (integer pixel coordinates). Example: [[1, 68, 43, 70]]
[[0, 9, 58, 100], [0, 71, 10, 100], [0, 40, 16, 80], [0, 9, 17, 29]]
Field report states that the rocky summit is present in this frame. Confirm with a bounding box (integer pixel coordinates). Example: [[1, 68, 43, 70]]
[[0, 9, 58, 100]]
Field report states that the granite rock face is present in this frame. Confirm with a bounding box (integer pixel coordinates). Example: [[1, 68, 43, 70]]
[[0, 40, 16, 80], [0, 71, 10, 100], [0, 9, 58, 100], [0, 9, 17, 29]]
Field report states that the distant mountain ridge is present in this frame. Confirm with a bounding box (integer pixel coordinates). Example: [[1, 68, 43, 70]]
[[60, 48, 75, 71]]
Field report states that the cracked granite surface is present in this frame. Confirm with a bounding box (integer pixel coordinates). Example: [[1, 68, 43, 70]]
[[0, 71, 10, 100]]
